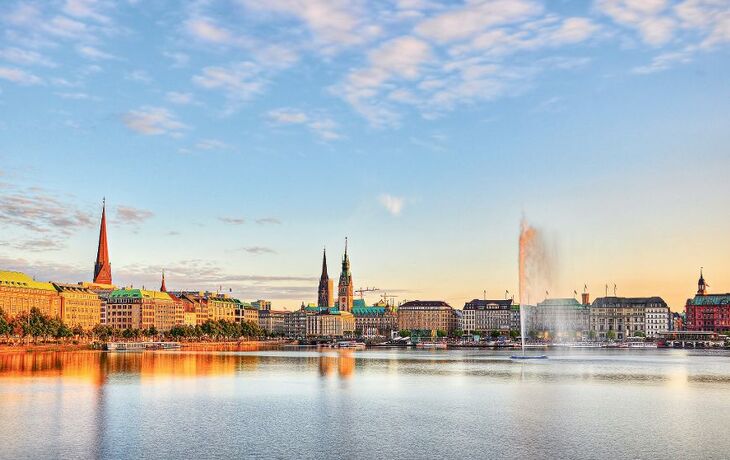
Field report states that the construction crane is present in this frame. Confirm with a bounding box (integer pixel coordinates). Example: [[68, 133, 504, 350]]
[[355, 286, 379, 299], [381, 292, 399, 307]]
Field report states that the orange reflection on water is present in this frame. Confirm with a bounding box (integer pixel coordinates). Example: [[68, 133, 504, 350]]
[[318, 351, 355, 379]]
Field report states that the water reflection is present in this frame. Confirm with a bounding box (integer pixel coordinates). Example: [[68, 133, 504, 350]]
[[2, 349, 730, 459]]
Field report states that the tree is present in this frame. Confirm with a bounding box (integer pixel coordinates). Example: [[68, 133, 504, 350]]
[[0, 309, 11, 342], [509, 330, 519, 340], [490, 330, 501, 339], [606, 329, 616, 341], [633, 330, 646, 338], [436, 329, 447, 338], [589, 330, 597, 341], [55, 323, 73, 340], [452, 329, 464, 338]]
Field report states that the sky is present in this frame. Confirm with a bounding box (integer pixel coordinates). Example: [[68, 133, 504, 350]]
[[0, 0, 729, 312]]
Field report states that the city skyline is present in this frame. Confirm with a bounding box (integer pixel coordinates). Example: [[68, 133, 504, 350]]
[[1, 1, 729, 310]]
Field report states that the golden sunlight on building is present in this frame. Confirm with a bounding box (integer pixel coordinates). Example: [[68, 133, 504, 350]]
[[0, 271, 61, 319], [52, 284, 102, 330]]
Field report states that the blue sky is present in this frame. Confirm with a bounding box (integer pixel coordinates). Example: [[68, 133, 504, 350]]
[[0, 0, 729, 310]]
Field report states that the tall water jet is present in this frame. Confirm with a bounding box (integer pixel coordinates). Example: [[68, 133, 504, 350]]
[[518, 218, 555, 354]]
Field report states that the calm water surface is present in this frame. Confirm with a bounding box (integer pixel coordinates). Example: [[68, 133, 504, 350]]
[[1, 347, 729, 459]]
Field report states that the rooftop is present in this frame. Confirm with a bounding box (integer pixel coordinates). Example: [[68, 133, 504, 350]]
[[0, 270, 56, 292]]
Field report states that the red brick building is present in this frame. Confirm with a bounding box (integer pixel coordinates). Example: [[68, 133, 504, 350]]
[[685, 269, 730, 332]]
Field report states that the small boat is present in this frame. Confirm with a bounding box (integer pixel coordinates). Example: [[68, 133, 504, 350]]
[[106, 341, 181, 351], [510, 355, 548, 360], [336, 341, 366, 350]]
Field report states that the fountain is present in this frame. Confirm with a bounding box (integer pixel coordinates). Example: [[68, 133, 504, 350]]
[[512, 219, 552, 360]]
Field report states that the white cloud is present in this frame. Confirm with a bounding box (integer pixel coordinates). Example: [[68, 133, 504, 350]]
[[239, 0, 381, 53], [0, 47, 56, 67], [185, 17, 236, 45], [63, 0, 112, 24], [415, 0, 540, 42], [163, 51, 190, 68], [379, 194, 405, 216], [122, 106, 187, 136], [77, 44, 116, 60], [266, 108, 340, 140], [193, 62, 266, 110], [0, 66, 43, 85]]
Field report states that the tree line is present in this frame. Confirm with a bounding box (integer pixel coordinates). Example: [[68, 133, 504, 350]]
[[0, 308, 266, 343]]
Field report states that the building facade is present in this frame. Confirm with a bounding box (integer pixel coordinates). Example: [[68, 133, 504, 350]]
[[397, 300, 458, 334], [53, 283, 102, 330], [530, 298, 590, 340], [284, 307, 309, 338], [685, 270, 730, 333], [306, 309, 355, 337], [352, 299, 398, 337], [259, 309, 286, 334], [590, 296, 668, 340], [461, 299, 515, 334], [0, 271, 62, 319], [106, 288, 181, 331]]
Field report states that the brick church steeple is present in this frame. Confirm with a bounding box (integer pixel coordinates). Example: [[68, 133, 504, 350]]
[[93, 198, 112, 285], [337, 238, 354, 312], [317, 248, 331, 308]]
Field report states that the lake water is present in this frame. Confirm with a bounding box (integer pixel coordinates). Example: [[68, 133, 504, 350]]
[[1, 347, 729, 459]]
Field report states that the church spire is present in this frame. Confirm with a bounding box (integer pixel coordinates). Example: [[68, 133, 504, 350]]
[[317, 248, 331, 308], [160, 270, 167, 292], [93, 198, 112, 285], [338, 237, 353, 312], [698, 267, 707, 295]]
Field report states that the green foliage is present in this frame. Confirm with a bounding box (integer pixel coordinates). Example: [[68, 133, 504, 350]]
[[589, 330, 597, 340], [398, 329, 411, 338], [436, 329, 447, 338], [452, 329, 464, 338], [490, 330, 501, 339], [633, 330, 646, 338], [606, 329, 616, 340], [509, 330, 519, 340], [0, 309, 11, 337]]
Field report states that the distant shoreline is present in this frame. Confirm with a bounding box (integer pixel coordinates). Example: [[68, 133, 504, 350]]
[[0, 340, 290, 353]]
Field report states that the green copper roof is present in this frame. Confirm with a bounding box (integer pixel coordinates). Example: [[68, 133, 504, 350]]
[[109, 289, 172, 301], [689, 294, 730, 306], [0, 270, 56, 292], [352, 306, 387, 316]]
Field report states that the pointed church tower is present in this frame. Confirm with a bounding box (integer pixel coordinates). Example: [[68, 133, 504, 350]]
[[697, 267, 707, 295], [93, 199, 112, 285], [317, 248, 331, 308], [337, 238, 354, 312], [160, 270, 167, 292]]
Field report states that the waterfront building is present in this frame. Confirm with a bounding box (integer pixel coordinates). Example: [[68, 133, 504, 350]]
[[352, 299, 398, 337], [337, 239, 354, 312], [284, 306, 309, 337], [252, 300, 272, 311], [530, 298, 590, 340], [236, 302, 260, 325], [52, 283, 101, 330], [317, 249, 334, 308], [258, 309, 287, 334], [182, 301, 197, 326], [0, 270, 62, 319], [397, 300, 458, 334], [461, 299, 515, 334], [685, 269, 730, 333], [590, 296, 668, 340], [670, 312, 685, 331], [207, 295, 239, 322], [106, 288, 181, 331], [306, 308, 355, 337], [176, 292, 210, 325], [93, 200, 113, 286]]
